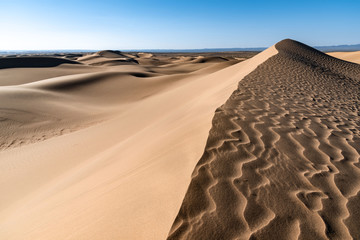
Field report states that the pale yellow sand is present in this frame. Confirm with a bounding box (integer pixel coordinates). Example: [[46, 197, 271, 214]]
[[4, 41, 359, 240], [168, 40, 360, 239], [0, 48, 275, 239], [328, 51, 360, 64]]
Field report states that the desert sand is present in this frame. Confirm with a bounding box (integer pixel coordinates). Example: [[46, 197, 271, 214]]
[[0, 39, 359, 240], [0, 49, 261, 239], [328, 51, 360, 64], [168, 39, 360, 239]]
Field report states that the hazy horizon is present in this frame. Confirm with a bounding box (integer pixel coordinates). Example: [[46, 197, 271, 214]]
[[2, 42, 360, 53], [1, 0, 360, 50]]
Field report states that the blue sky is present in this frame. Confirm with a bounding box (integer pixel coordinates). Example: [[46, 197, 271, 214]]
[[0, 0, 359, 50]]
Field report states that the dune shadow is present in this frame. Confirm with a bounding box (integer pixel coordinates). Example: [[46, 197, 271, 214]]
[[0, 57, 81, 69]]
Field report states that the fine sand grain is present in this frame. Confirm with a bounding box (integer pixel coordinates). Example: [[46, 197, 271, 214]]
[[328, 51, 360, 64], [0, 49, 271, 240], [168, 39, 360, 240], [2, 40, 360, 240]]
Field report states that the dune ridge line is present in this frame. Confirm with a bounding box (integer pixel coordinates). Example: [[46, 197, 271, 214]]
[[167, 39, 360, 240]]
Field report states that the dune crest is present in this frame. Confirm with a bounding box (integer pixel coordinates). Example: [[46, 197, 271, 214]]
[[77, 50, 138, 66], [167, 39, 360, 240], [0, 48, 274, 239]]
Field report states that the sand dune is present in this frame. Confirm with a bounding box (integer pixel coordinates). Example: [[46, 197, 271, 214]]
[[97, 50, 129, 58], [0, 48, 273, 239], [1, 39, 359, 240], [77, 50, 138, 66], [328, 51, 360, 64], [168, 39, 360, 239], [137, 52, 154, 58], [191, 56, 229, 63]]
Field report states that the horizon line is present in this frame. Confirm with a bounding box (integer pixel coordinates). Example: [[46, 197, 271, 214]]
[[1, 43, 360, 53]]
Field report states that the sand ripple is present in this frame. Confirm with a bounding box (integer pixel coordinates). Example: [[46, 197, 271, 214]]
[[168, 39, 360, 240]]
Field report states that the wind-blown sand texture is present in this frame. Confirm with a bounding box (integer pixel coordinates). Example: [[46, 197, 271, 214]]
[[1, 39, 360, 240], [168, 39, 360, 240], [0, 50, 265, 239]]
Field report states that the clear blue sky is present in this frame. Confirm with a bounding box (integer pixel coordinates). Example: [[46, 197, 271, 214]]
[[1, 0, 359, 50]]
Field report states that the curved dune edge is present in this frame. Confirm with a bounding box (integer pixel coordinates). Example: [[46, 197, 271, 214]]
[[167, 39, 360, 239], [0, 48, 277, 239]]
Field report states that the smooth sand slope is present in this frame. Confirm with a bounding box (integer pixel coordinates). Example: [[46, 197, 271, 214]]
[[328, 51, 360, 64], [168, 39, 360, 239], [0, 50, 271, 239]]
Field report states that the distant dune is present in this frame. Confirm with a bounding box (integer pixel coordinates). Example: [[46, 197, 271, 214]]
[[1, 39, 360, 240], [191, 56, 229, 63], [96, 50, 128, 58], [77, 50, 138, 66]]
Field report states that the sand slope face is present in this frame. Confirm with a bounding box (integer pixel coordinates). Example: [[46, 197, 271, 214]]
[[0, 50, 275, 239], [328, 51, 360, 64], [168, 39, 360, 240], [77, 50, 139, 66]]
